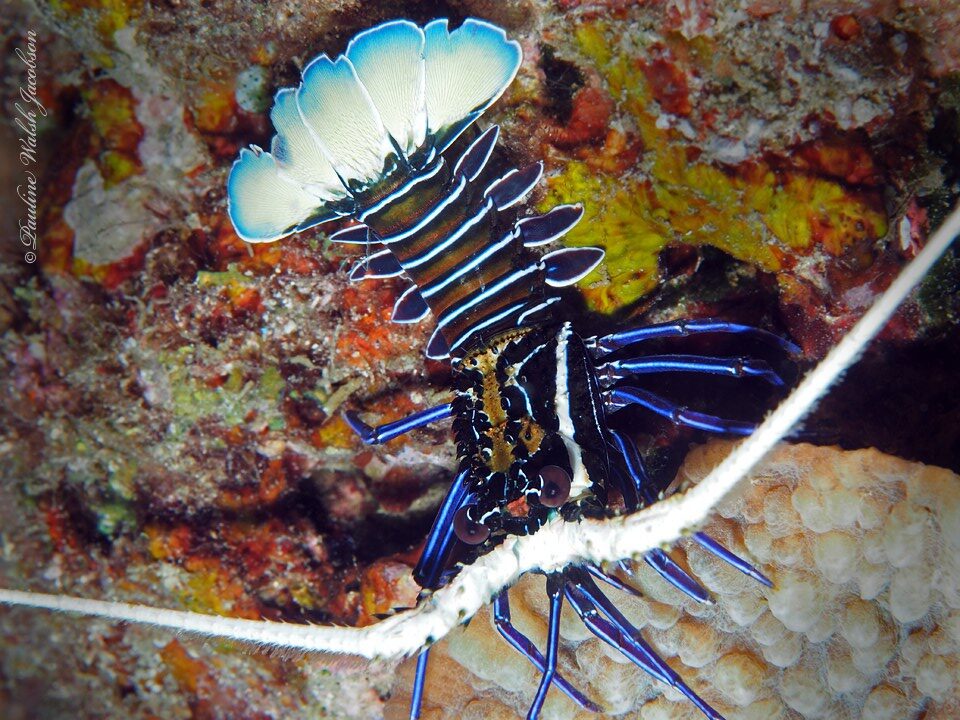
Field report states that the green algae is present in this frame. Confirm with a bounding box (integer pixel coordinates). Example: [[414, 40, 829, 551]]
[[166, 349, 286, 433]]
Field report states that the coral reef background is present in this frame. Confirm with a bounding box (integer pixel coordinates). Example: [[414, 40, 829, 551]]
[[0, 0, 958, 718]]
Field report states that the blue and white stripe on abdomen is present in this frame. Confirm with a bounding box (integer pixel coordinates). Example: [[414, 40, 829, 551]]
[[227, 18, 521, 243], [227, 18, 601, 362]]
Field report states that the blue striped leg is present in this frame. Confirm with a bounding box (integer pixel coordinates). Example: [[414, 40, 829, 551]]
[[584, 563, 643, 598], [492, 590, 599, 712], [611, 428, 772, 590], [693, 532, 773, 587], [527, 574, 565, 720], [642, 549, 712, 604], [608, 429, 656, 510], [609, 433, 711, 602], [605, 386, 757, 435], [585, 318, 800, 357], [611, 461, 717, 603], [565, 570, 724, 720], [596, 354, 785, 388], [413, 468, 473, 588], [562, 581, 670, 685], [344, 402, 453, 444], [409, 649, 430, 720]]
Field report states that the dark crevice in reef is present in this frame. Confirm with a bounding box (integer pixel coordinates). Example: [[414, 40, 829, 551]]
[[804, 326, 960, 474], [539, 44, 586, 124]]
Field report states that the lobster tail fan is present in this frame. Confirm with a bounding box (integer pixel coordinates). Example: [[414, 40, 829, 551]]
[[346, 19, 427, 157], [297, 54, 397, 192], [227, 148, 344, 243], [424, 18, 522, 152], [269, 89, 346, 200], [227, 18, 523, 244]]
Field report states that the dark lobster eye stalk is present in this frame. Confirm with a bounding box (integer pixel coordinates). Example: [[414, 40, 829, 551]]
[[537, 465, 572, 508], [453, 505, 491, 545]]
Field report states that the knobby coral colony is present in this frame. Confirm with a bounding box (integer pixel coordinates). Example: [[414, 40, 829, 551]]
[[228, 18, 799, 720]]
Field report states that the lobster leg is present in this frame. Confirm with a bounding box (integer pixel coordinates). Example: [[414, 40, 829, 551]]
[[642, 549, 712, 604], [563, 578, 672, 686], [527, 574, 565, 720], [608, 464, 642, 511], [610, 429, 772, 589], [413, 468, 473, 588], [608, 430, 656, 509], [585, 318, 800, 357], [344, 402, 453, 445], [605, 386, 757, 435], [693, 532, 774, 587], [609, 433, 711, 602], [566, 570, 725, 720], [584, 563, 643, 598], [492, 590, 599, 712], [596, 354, 785, 388], [409, 649, 430, 720]]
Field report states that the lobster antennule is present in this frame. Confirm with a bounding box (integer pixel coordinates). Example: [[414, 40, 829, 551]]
[[567, 570, 726, 720], [412, 468, 473, 589], [492, 590, 600, 711], [409, 649, 430, 720], [526, 575, 565, 719]]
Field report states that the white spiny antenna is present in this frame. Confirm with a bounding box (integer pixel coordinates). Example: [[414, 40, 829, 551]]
[[2, 203, 959, 660]]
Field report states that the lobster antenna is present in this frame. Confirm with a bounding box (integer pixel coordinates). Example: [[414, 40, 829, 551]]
[[2, 202, 959, 658]]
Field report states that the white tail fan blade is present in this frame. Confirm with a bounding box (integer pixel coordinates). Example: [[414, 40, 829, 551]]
[[270, 88, 346, 200], [347, 20, 427, 156], [297, 54, 394, 188], [424, 19, 521, 151], [227, 148, 325, 242]]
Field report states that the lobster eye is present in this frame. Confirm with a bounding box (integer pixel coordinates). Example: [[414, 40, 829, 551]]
[[537, 465, 571, 508], [453, 505, 490, 545]]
